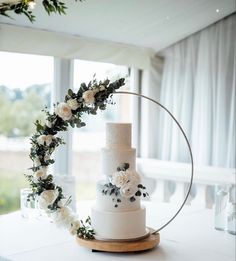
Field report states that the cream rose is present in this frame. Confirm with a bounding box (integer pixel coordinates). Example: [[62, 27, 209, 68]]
[[55, 102, 72, 121], [99, 85, 106, 91], [37, 135, 53, 146], [67, 99, 80, 110], [120, 182, 137, 198], [69, 220, 80, 235], [34, 157, 41, 167], [111, 171, 129, 188], [44, 154, 50, 162], [35, 167, 48, 180], [82, 90, 95, 104], [52, 206, 75, 229], [38, 189, 59, 210]]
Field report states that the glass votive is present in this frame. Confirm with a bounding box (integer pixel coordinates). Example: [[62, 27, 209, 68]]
[[227, 202, 236, 235], [20, 188, 38, 219]]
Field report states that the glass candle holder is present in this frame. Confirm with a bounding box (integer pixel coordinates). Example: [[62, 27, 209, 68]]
[[20, 188, 38, 219]]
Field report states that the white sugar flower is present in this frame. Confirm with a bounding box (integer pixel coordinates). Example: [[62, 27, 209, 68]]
[[82, 90, 95, 104], [37, 135, 53, 146], [67, 98, 80, 110], [55, 102, 72, 121], [126, 170, 141, 185], [35, 167, 48, 180], [120, 182, 137, 198], [38, 189, 59, 210], [111, 171, 129, 188]]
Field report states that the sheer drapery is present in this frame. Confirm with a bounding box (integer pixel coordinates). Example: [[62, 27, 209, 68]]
[[0, 24, 153, 70], [142, 14, 235, 168]]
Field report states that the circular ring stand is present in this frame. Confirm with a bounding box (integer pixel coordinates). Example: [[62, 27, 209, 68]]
[[77, 91, 194, 253], [114, 91, 194, 234], [77, 228, 160, 252]]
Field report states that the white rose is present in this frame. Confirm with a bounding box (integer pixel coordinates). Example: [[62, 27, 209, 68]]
[[45, 119, 52, 128], [99, 85, 106, 91], [126, 170, 141, 185], [37, 135, 53, 146], [67, 99, 80, 110], [38, 189, 59, 210], [120, 182, 138, 198], [35, 167, 48, 180], [82, 90, 95, 104], [69, 220, 80, 235], [111, 171, 129, 188], [55, 102, 72, 121], [34, 157, 41, 167], [51, 206, 75, 229], [44, 154, 50, 162]]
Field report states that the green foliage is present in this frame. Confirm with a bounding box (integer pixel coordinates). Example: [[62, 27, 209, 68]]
[[77, 216, 95, 239], [0, 0, 83, 22], [0, 1, 35, 22], [117, 162, 129, 172], [25, 77, 125, 239]]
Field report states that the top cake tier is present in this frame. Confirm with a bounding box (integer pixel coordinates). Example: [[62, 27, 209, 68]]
[[106, 123, 131, 148]]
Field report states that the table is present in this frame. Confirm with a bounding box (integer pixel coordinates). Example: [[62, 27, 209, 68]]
[[0, 202, 235, 261]]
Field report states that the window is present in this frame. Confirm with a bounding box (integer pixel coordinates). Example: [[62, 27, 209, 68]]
[[0, 52, 53, 215], [72, 60, 131, 201]]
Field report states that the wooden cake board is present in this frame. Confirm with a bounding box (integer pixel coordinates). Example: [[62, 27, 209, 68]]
[[76, 228, 160, 253]]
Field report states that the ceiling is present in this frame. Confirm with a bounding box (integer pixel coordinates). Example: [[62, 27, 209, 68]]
[[0, 0, 235, 53]]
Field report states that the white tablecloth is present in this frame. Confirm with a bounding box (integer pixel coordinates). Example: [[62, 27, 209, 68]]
[[0, 202, 235, 261]]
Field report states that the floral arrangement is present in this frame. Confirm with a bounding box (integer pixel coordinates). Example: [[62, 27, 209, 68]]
[[0, 0, 82, 22], [25, 77, 125, 239], [101, 163, 148, 208]]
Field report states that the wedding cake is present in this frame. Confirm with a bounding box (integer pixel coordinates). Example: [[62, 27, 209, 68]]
[[91, 123, 148, 240]]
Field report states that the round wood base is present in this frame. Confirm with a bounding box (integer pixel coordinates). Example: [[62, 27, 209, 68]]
[[76, 229, 160, 253]]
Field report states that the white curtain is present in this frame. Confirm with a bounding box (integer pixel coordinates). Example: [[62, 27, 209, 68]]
[[0, 24, 153, 70], [144, 14, 236, 168]]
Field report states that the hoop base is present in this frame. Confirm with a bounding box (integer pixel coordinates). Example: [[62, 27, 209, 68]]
[[76, 228, 160, 253]]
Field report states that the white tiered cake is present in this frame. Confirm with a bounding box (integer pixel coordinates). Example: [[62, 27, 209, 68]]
[[91, 123, 147, 240]]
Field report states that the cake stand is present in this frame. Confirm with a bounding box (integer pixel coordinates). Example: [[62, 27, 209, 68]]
[[77, 228, 160, 252]]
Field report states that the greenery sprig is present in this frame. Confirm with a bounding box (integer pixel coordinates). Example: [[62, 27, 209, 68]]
[[0, 0, 83, 22], [102, 162, 149, 207], [77, 216, 95, 240]]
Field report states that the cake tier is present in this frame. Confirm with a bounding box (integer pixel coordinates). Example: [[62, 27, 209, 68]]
[[96, 180, 140, 212], [91, 206, 146, 240], [106, 123, 131, 148], [101, 147, 136, 176]]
